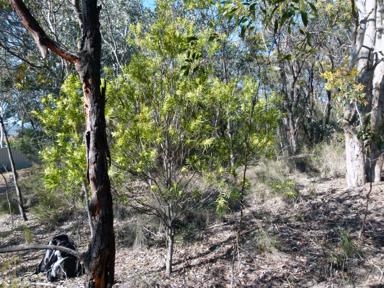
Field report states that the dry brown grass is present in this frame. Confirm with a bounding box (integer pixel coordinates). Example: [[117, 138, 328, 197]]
[[304, 136, 346, 178]]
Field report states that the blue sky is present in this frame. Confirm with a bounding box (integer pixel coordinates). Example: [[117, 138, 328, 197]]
[[143, 0, 156, 10]]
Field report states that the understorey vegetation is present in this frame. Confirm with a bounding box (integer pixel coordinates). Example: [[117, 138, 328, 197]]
[[0, 0, 384, 287]]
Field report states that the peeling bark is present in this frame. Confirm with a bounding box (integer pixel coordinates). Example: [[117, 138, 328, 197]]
[[345, 0, 381, 187], [8, 1, 115, 287], [9, 0, 79, 64], [369, 1, 384, 182]]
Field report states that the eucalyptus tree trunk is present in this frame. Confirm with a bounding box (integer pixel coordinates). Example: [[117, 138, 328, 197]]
[[279, 56, 300, 156], [283, 109, 298, 156], [369, 1, 384, 182], [82, 180, 95, 238], [0, 125, 4, 148], [0, 115, 27, 221], [369, 58, 384, 182], [9, 1, 115, 287], [345, 127, 366, 187], [345, 0, 384, 187]]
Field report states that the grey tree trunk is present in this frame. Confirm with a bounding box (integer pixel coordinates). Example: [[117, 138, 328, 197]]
[[369, 60, 384, 182], [368, 2, 384, 182], [0, 115, 27, 221], [345, 0, 383, 187], [0, 124, 4, 148], [82, 180, 94, 238], [283, 111, 298, 155], [0, 171, 13, 227], [166, 226, 175, 277], [345, 131, 366, 187]]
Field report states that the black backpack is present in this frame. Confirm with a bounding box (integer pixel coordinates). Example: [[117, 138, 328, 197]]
[[36, 235, 84, 281]]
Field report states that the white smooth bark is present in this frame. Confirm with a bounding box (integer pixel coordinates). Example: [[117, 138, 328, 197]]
[[345, 0, 383, 187], [345, 132, 366, 187]]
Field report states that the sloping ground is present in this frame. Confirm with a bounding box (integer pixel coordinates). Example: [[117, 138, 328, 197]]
[[0, 173, 383, 287]]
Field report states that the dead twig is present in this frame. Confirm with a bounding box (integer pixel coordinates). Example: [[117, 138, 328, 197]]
[[371, 263, 383, 283], [0, 244, 83, 261], [359, 171, 373, 239], [30, 283, 56, 287]]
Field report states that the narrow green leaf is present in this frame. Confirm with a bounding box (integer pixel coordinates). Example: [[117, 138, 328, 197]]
[[264, 5, 279, 27], [208, 35, 217, 42], [308, 2, 317, 17], [272, 0, 286, 4], [307, 13, 316, 20], [301, 11, 308, 26], [187, 36, 198, 42], [278, 54, 296, 61], [280, 10, 291, 27], [241, 25, 247, 38], [274, 19, 279, 33], [223, 6, 237, 17], [238, 16, 246, 25], [299, 0, 306, 13], [250, 3, 256, 14], [258, 66, 280, 76], [306, 31, 312, 46], [269, 66, 280, 71]]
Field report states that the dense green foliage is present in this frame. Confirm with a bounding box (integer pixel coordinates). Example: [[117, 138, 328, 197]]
[[33, 75, 86, 194], [33, 0, 279, 216]]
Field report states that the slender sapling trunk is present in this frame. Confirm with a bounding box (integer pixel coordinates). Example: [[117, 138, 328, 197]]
[[0, 115, 27, 221], [166, 226, 175, 277], [0, 170, 13, 227]]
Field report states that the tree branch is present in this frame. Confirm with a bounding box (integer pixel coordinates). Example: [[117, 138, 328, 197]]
[[350, 0, 359, 38], [0, 43, 63, 82], [0, 244, 84, 261], [9, 0, 79, 65], [71, 0, 83, 29], [348, 9, 374, 71]]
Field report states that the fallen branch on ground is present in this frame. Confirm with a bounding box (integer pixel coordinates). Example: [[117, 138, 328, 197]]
[[0, 244, 84, 261]]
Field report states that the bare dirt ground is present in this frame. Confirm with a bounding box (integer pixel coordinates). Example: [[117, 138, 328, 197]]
[[0, 170, 383, 287]]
